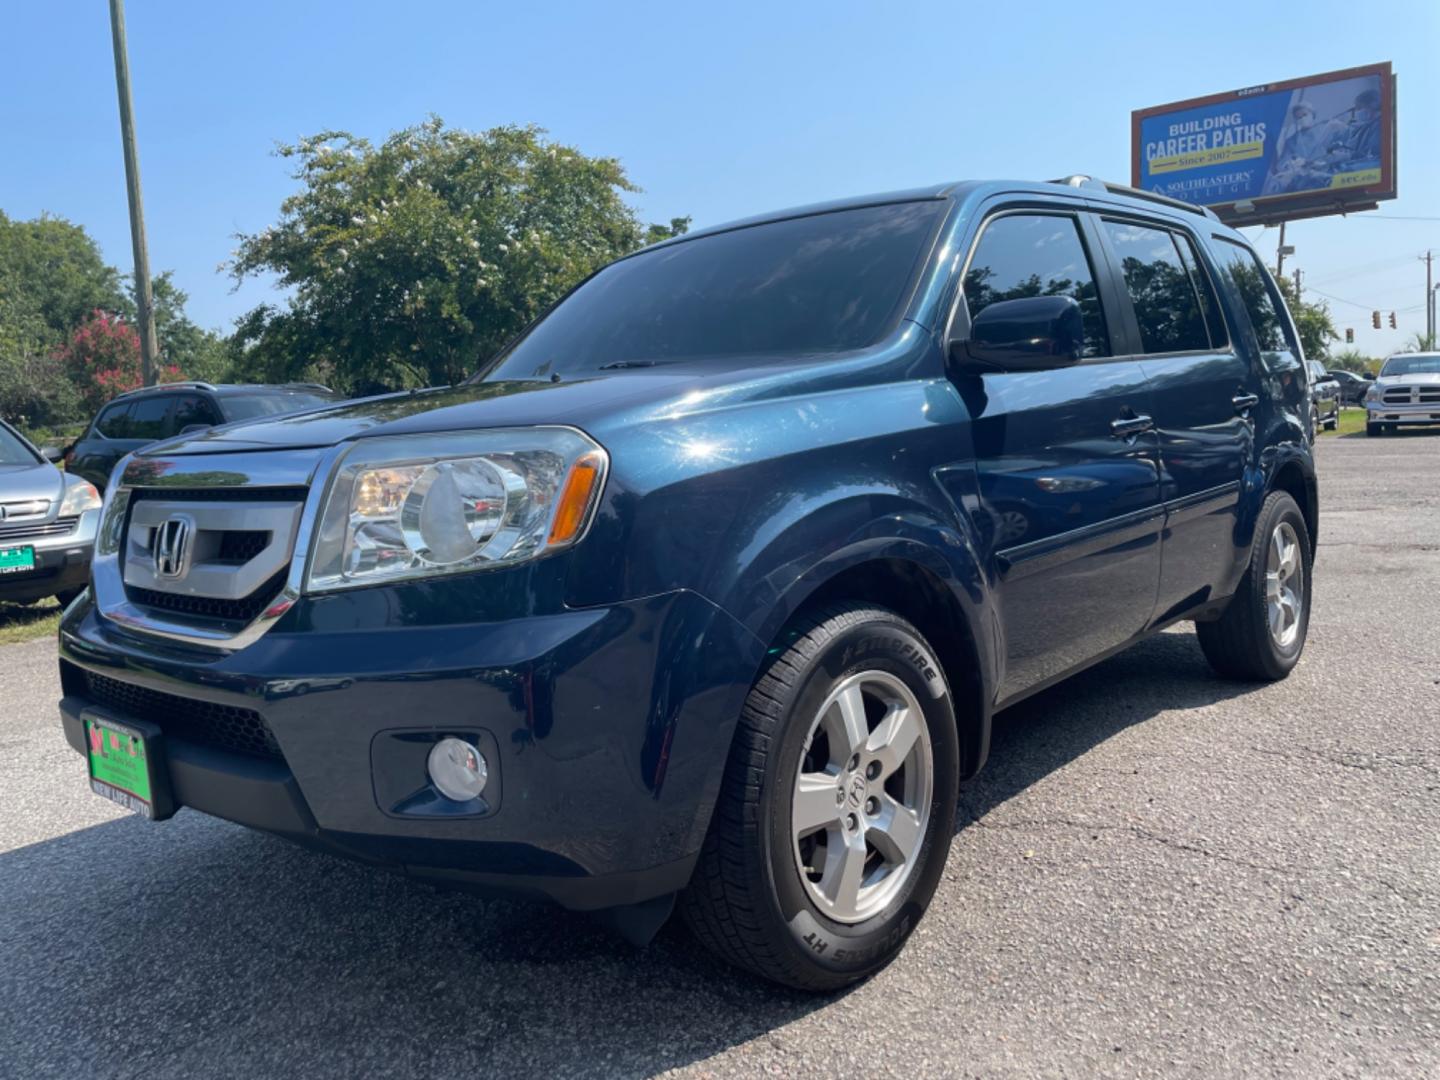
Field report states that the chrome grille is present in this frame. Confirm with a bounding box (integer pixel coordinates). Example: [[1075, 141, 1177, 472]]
[[0, 516, 78, 542], [92, 446, 329, 650]]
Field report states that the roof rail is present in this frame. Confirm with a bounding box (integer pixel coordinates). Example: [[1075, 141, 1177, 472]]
[[1047, 175, 1219, 221], [280, 382, 334, 393], [112, 380, 218, 399]]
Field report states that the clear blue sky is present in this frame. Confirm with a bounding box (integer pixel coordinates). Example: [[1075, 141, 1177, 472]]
[[3, 0, 1436, 357]]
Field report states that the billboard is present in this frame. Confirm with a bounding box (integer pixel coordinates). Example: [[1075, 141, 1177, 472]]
[[1132, 63, 1395, 226]]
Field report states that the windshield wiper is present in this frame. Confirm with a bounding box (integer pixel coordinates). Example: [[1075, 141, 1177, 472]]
[[597, 359, 678, 370]]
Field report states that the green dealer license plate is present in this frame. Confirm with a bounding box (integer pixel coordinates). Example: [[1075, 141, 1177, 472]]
[[0, 545, 36, 574], [85, 714, 160, 819]]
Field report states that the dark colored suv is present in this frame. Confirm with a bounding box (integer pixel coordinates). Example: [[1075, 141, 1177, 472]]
[[57, 177, 1317, 990], [67, 382, 339, 492]]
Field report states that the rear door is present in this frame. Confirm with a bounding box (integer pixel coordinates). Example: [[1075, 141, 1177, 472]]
[[954, 207, 1163, 703], [1092, 215, 1257, 621]]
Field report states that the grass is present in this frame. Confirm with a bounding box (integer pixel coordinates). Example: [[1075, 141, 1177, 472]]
[[1319, 406, 1368, 438], [0, 598, 64, 645]]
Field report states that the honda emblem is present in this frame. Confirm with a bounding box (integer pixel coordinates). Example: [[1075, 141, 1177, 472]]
[[153, 515, 194, 579]]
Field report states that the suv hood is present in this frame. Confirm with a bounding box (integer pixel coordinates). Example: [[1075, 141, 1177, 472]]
[[0, 459, 64, 510], [142, 370, 766, 456], [1375, 371, 1440, 387]]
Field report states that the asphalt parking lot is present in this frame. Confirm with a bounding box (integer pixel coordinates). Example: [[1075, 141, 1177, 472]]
[[1, 430, 1437, 1079]]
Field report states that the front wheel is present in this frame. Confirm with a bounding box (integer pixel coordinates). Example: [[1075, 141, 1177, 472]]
[[681, 604, 959, 990], [1196, 492, 1311, 681], [1366, 421, 1381, 437]]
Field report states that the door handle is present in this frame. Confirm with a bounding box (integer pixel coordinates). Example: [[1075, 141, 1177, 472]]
[[1110, 414, 1155, 439], [1232, 392, 1259, 414]]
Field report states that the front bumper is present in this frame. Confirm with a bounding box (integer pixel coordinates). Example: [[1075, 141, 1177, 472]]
[[1367, 404, 1440, 426], [0, 511, 96, 603], [58, 587, 762, 909]]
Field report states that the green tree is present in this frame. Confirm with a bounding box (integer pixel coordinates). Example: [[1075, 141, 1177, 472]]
[[228, 118, 689, 392], [1275, 278, 1339, 361], [0, 211, 127, 341], [140, 272, 232, 382]]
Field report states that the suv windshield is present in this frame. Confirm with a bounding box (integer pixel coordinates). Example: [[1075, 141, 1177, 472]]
[[0, 424, 40, 466], [1380, 355, 1440, 377], [481, 201, 944, 379], [220, 391, 336, 422]]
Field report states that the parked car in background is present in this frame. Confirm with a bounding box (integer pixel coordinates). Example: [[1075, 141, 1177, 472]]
[[1364, 352, 1440, 436], [67, 382, 340, 492], [1307, 361, 1340, 433], [57, 176, 1318, 991], [0, 419, 101, 607], [1327, 368, 1373, 406]]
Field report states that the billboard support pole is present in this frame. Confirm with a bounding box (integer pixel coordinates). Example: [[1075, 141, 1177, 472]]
[[1275, 222, 1287, 278]]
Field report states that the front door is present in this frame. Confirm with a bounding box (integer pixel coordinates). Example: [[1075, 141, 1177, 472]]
[[955, 209, 1163, 704]]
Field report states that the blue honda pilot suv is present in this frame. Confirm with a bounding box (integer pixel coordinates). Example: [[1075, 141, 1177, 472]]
[[58, 176, 1317, 990]]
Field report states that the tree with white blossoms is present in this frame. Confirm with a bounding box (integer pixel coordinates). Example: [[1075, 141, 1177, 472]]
[[228, 118, 689, 393]]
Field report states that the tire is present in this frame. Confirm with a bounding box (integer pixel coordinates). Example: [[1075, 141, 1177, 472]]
[[1196, 492, 1311, 681], [681, 603, 960, 991], [1366, 421, 1381, 437], [1323, 411, 1338, 431], [1309, 406, 1319, 440], [54, 588, 84, 608]]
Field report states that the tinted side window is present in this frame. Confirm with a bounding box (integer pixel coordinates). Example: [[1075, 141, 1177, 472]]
[[1173, 234, 1228, 348], [172, 394, 222, 431], [1100, 220, 1210, 354], [1211, 239, 1293, 355], [127, 395, 173, 441], [964, 214, 1109, 358], [96, 402, 133, 439]]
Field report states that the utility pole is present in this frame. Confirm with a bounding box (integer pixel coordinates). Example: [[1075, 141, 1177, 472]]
[[1424, 250, 1434, 346], [108, 0, 158, 386], [1293, 267, 1302, 298], [1275, 221, 1287, 278]]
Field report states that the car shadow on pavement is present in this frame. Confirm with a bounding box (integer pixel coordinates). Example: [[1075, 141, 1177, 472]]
[[957, 629, 1257, 828], [0, 631, 1258, 1079]]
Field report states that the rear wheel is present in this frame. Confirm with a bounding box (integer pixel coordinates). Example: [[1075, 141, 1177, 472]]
[[1197, 492, 1311, 681], [681, 603, 959, 990], [54, 588, 84, 608]]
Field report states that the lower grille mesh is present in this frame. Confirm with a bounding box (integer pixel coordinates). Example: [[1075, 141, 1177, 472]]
[[83, 669, 283, 761], [126, 570, 287, 623]]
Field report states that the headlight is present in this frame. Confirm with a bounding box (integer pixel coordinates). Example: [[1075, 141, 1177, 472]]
[[305, 427, 607, 592], [1364, 384, 1381, 403], [58, 478, 102, 515]]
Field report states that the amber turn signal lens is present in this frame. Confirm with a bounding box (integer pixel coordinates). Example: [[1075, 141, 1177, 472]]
[[547, 451, 604, 545]]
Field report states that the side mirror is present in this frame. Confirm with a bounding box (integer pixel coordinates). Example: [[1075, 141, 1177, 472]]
[[40, 446, 63, 463], [951, 295, 1086, 373], [179, 424, 212, 436]]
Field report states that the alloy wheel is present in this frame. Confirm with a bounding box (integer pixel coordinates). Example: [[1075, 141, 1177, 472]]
[[1265, 521, 1304, 648], [791, 670, 933, 924]]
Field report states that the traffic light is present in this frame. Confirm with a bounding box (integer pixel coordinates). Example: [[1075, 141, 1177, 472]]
[[1389, 312, 1397, 329], [1372, 310, 1382, 329], [1346, 328, 1355, 344]]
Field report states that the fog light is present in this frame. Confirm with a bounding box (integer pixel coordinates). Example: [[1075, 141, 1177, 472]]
[[427, 737, 488, 801]]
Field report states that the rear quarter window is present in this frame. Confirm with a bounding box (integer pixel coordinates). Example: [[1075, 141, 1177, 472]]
[[1210, 238, 1296, 361]]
